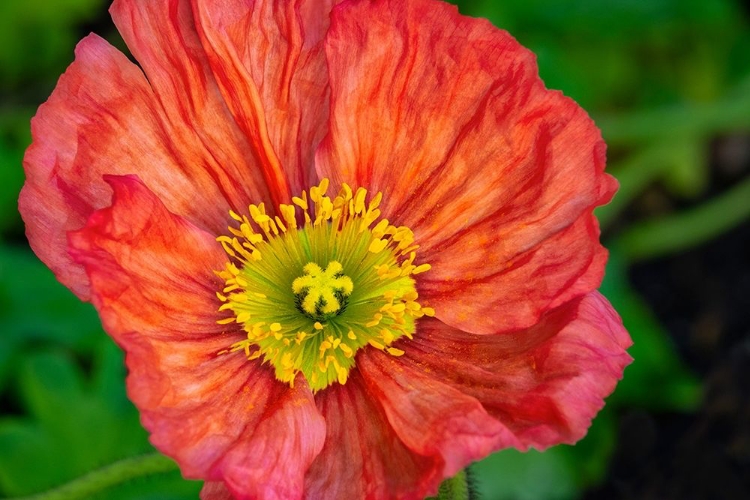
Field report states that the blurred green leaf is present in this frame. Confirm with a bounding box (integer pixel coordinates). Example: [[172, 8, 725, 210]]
[[0, 348, 142, 495], [473, 447, 577, 500], [0, 346, 201, 499], [597, 136, 711, 229], [597, 92, 750, 146], [92, 470, 200, 500], [0, 138, 26, 234], [0, 245, 102, 344], [659, 136, 709, 198], [454, 0, 747, 110], [0, 0, 104, 91], [597, 146, 675, 228], [0, 246, 103, 390], [613, 174, 750, 262], [556, 408, 618, 488]]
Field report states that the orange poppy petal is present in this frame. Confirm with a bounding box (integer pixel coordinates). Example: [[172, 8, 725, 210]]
[[316, 0, 615, 333], [110, 0, 271, 208], [401, 292, 632, 449], [191, 0, 343, 203], [305, 374, 443, 500], [67, 176, 326, 494], [358, 349, 521, 474], [67, 174, 228, 344], [421, 212, 609, 334], [207, 381, 325, 500], [200, 482, 232, 500], [19, 33, 263, 300]]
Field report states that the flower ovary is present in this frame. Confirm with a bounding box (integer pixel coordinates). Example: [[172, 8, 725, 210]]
[[292, 261, 353, 321]]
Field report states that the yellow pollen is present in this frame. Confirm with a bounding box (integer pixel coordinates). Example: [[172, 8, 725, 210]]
[[214, 179, 434, 392]]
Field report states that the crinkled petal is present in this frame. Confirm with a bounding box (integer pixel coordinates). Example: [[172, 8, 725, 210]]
[[68, 176, 325, 496], [305, 374, 442, 500], [201, 482, 233, 500], [316, 0, 616, 333], [401, 292, 632, 449], [191, 0, 342, 202], [210, 381, 326, 500], [421, 212, 609, 334], [20, 33, 264, 300], [358, 349, 520, 475], [110, 0, 271, 207]]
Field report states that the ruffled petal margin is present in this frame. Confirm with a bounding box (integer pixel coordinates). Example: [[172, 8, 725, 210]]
[[19, 33, 264, 300], [420, 212, 609, 334], [191, 0, 342, 202], [316, 0, 616, 334], [357, 350, 521, 479], [68, 176, 326, 499], [110, 0, 271, 210], [303, 289, 631, 500], [399, 292, 632, 449]]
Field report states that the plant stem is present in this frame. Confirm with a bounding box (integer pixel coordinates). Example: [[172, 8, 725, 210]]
[[596, 94, 750, 147], [596, 146, 674, 229], [613, 174, 750, 262], [7, 453, 178, 500], [428, 469, 476, 500]]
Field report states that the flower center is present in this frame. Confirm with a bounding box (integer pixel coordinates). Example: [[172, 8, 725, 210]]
[[215, 179, 433, 391]]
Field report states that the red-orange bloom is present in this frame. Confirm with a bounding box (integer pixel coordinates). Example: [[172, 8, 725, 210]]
[[20, 0, 632, 498]]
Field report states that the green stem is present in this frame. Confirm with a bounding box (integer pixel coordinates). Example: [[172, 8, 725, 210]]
[[596, 146, 674, 229], [427, 469, 476, 500], [7, 453, 178, 500], [613, 174, 750, 262], [596, 93, 750, 147]]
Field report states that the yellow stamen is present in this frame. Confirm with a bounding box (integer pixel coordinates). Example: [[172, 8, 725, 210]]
[[214, 179, 434, 391]]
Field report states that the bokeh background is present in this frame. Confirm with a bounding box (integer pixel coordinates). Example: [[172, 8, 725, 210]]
[[1, 0, 749, 498]]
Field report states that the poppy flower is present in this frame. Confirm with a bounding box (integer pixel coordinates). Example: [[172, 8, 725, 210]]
[[19, 0, 632, 498]]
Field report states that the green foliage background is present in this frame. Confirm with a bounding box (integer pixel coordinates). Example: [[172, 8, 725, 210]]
[[1, 0, 749, 498]]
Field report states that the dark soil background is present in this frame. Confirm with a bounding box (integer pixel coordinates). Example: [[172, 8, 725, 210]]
[[586, 135, 750, 500]]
